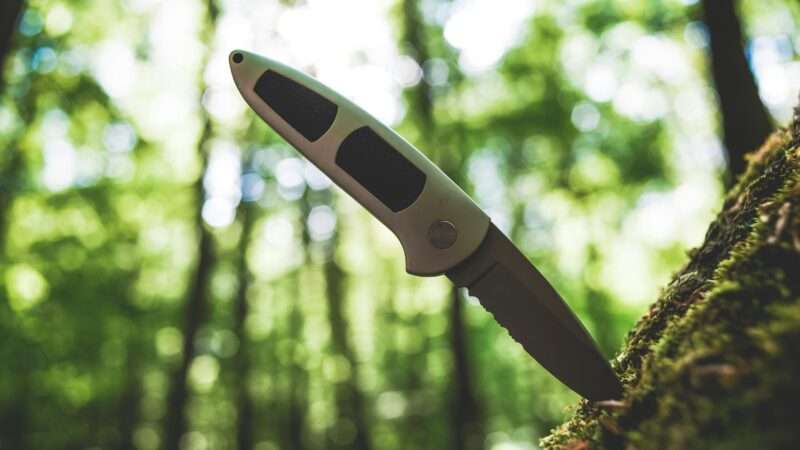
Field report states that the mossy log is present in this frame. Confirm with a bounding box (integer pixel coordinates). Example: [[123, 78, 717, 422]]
[[541, 103, 800, 450]]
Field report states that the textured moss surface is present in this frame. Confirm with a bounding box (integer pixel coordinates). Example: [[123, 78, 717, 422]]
[[541, 107, 800, 450]]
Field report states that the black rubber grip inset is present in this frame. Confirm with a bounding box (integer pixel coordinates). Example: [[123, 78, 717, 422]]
[[336, 127, 426, 212], [254, 70, 338, 142]]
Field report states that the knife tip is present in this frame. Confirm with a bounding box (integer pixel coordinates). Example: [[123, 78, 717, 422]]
[[584, 370, 624, 402]]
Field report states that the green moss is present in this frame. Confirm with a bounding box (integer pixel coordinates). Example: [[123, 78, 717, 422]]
[[541, 113, 800, 449]]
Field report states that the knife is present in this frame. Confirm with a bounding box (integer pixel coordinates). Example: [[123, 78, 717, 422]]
[[228, 50, 622, 401]]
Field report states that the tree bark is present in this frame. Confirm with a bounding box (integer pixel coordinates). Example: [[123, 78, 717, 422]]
[[702, 0, 773, 180], [541, 101, 800, 449]]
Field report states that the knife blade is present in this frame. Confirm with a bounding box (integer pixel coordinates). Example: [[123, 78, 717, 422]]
[[228, 50, 622, 400], [447, 224, 622, 400]]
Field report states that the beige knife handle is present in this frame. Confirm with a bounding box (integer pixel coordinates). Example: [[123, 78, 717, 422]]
[[229, 50, 489, 276]]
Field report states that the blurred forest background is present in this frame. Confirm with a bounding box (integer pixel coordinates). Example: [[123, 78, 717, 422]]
[[0, 0, 798, 449]]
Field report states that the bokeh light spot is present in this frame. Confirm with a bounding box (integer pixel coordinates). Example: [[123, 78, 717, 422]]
[[5, 264, 48, 312]]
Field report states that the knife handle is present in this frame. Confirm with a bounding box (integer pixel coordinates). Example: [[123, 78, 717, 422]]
[[229, 50, 489, 276]]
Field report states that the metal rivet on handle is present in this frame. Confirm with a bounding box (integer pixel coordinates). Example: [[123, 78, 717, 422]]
[[428, 220, 457, 249]]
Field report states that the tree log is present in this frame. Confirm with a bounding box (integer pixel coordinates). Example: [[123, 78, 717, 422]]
[[541, 98, 800, 449]]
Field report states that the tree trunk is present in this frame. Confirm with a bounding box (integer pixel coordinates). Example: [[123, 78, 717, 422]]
[[323, 225, 373, 450], [449, 288, 483, 450], [0, 0, 24, 94], [0, 6, 32, 446], [286, 273, 307, 450], [161, 1, 219, 447], [702, 0, 773, 180], [162, 156, 215, 449], [0, 378, 30, 449], [540, 101, 800, 449], [232, 201, 256, 450], [281, 192, 317, 450], [118, 349, 142, 450], [397, 2, 484, 448]]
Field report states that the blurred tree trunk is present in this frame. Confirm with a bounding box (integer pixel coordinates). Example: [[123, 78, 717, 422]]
[[118, 348, 142, 450], [449, 288, 482, 450], [0, 378, 30, 449], [702, 0, 773, 180], [389, 31, 444, 443], [0, 5, 31, 445], [322, 220, 373, 450], [398, 1, 484, 449], [279, 194, 318, 450], [375, 265, 433, 450], [540, 103, 800, 449], [286, 272, 308, 450], [0, 41, 37, 257], [232, 200, 255, 450], [162, 2, 219, 448], [162, 123, 215, 449], [0, 0, 30, 255], [0, 139, 26, 256], [0, 0, 24, 93]]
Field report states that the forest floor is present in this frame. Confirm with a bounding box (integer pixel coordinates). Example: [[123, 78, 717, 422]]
[[540, 104, 800, 450]]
